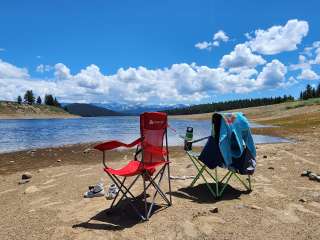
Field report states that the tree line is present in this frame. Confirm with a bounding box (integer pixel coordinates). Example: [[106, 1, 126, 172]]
[[164, 95, 294, 115], [17, 90, 61, 107], [299, 83, 320, 100]]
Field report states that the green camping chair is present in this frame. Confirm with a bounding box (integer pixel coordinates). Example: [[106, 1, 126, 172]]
[[184, 112, 256, 198]]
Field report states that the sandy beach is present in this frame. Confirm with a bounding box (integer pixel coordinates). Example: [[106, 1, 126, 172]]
[[1, 110, 320, 240]]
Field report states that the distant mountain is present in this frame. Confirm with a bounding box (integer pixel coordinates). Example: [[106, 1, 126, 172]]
[[64, 103, 123, 117], [93, 103, 188, 115]]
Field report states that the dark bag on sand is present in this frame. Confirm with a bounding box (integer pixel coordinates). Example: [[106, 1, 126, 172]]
[[231, 147, 256, 175]]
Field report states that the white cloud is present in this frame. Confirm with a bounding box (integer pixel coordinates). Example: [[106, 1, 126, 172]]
[[0, 48, 5, 52], [194, 41, 212, 50], [0, 57, 293, 104], [195, 30, 229, 51], [248, 19, 309, 55], [213, 30, 229, 42], [297, 69, 320, 80], [0, 59, 29, 79], [36, 64, 53, 73], [220, 44, 266, 69], [256, 60, 287, 87], [54, 63, 71, 80]]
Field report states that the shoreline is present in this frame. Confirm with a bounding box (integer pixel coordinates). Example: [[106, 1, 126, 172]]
[[0, 114, 80, 120]]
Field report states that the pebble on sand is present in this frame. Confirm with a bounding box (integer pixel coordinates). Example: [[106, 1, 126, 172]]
[[263, 155, 267, 159], [57, 159, 62, 162], [209, 207, 219, 213], [22, 172, 32, 180]]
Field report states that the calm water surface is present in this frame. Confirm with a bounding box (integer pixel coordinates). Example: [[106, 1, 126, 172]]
[[0, 116, 289, 153]]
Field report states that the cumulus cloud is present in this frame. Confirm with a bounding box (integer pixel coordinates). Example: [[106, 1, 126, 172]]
[[213, 30, 229, 42], [0, 57, 294, 104], [195, 30, 229, 50], [220, 44, 266, 69], [297, 69, 320, 80], [194, 41, 211, 50], [54, 63, 71, 80], [248, 19, 309, 55], [289, 47, 320, 80], [0, 59, 29, 79], [256, 60, 287, 87]]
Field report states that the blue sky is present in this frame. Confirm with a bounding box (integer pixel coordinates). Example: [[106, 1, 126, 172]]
[[0, 0, 320, 104]]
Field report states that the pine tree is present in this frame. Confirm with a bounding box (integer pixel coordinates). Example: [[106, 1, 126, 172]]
[[53, 97, 61, 107], [44, 94, 54, 106], [36, 96, 42, 104], [17, 96, 22, 104], [316, 83, 320, 97], [24, 90, 35, 105]]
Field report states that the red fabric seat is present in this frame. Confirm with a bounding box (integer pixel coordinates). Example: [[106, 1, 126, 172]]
[[104, 160, 168, 177]]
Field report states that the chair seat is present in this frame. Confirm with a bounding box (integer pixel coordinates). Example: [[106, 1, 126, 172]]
[[104, 160, 168, 177]]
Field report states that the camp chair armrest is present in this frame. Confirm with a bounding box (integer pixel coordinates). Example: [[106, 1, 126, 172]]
[[94, 138, 142, 151], [190, 136, 210, 144]]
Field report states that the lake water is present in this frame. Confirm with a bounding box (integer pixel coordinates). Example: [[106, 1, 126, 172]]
[[0, 116, 290, 153]]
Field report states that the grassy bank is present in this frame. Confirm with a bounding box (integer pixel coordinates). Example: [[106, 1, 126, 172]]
[[0, 101, 78, 119]]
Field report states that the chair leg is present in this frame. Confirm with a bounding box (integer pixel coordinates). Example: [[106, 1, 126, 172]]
[[110, 177, 126, 209], [233, 172, 251, 191], [187, 153, 216, 198], [143, 174, 148, 220], [114, 175, 140, 208], [218, 171, 233, 197], [190, 165, 205, 187], [166, 163, 172, 205]]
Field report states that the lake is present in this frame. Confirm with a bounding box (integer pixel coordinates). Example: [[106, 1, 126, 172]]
[[0, 116, 290, 153]]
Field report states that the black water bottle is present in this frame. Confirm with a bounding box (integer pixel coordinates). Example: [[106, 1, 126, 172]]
[[184, 127, 193, 151]]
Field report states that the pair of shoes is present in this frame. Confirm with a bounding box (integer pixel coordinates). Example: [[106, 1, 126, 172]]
[[84, 183, 105, 198], [105, 183, 119, 200]]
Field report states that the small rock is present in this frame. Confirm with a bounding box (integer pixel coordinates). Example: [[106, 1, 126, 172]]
[[309, 173, 317, 180], [268, 167, 274, 170], [312, 126, 316, 129], [263, 155, 267, 159], [57, 159, 61, 162], [209, 207, 219, 213], [18, 179, 30, 184], [186, 164, 193, 169], [299, 198, 307, 203], [9, 160, 15, 163], [22, 172, 32, 180], [249, 205, 262, 210], [83, 148, 92, 154]]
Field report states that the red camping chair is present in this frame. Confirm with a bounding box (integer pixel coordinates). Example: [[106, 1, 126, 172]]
[[94, 112, 172, 221]]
